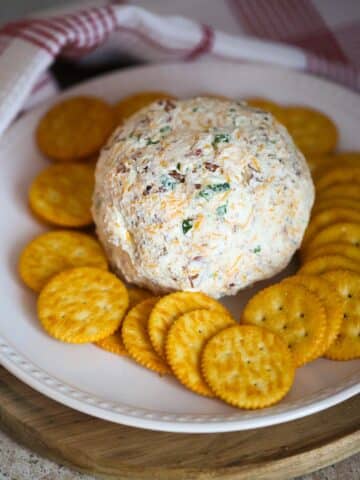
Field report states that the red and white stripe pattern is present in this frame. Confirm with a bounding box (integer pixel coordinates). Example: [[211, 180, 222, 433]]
[[0, 1, 359, 135], [1, 5, 117, 57], [228, 0, 359, 89]]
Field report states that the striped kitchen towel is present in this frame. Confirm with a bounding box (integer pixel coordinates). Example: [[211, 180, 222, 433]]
[[0, 0, 359, 136]]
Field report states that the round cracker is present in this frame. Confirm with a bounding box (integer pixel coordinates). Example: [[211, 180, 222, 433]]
[[302, 208, 360, 247], [29, 163, 94, 227], [241, 282, 326, 366], [299, 255, 360, 275], [95, 287, 151, 356], [277, 106, 338, 155], [312, 198, 360, 216], [38, 267, 128, 343], [304, 222, 360, 253], [317, 184, 360, 202], [201, 325, 295, 409], [245, 97, 282, 116], [311, 152, 360, 179], [166, 309, 235, 397], [18, 230, 107, 292], [316, 167, 360, 192], [36, 96, 114, 161], [122, 297, 170, 375], [303, 243, 360, 264], [95, 331, 128, 356], [322, 271, 360, 360], [284, 275, 344, 354], [114, 91, 175, 124], [128, 287, 153, 307], [148, 291, 231, 359]]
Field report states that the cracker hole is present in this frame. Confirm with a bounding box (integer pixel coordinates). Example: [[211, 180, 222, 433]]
[[299, 312, 305, 318], [344, 313, 348, 319], [348, 293, 353, 298], [278, 305, 283, 311], [283, 325, 288, 330]]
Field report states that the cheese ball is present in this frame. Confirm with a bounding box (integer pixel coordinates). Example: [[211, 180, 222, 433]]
[[92, 97, 314, 298]]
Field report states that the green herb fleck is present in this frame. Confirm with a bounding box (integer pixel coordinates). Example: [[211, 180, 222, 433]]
[[270, 139, 277, 144], [212, 133, 230, 148], [160, 175, 176, 191], [146, 138, 160, 145], [216, 204, 227, 216], [176, 162, 181, 171], [253, 245, 261, 254], [192, 107, 199, 112], [160, 126, 171, 134], [229, 108, 236, 112], [182, 218, 193, 234], [199, 183, 230, 200]]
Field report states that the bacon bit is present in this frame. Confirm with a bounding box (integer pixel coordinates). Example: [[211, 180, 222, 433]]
[[195, 183, 202, 190], [192, 256, 203, 261], [204, 162, 219, 172], [194, 148, 202, 156], [169, 170, 185, 183], [143, 185, 152, 196], [164, 99, 176, 112], [229, 283, 235, 287], [188, 274, 199, 288], [116, 163, 129, 174]]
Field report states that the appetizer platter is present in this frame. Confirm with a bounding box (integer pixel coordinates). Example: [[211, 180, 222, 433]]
[[0, 62, 359, 433]]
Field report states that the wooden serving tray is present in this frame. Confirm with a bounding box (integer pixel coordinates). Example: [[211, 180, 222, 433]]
[[0, 367, 359, 480]]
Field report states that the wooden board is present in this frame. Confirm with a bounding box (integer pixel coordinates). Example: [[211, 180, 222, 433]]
[[0, 367, 359, 480]]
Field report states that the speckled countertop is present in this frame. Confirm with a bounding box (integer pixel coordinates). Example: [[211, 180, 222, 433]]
[[0, 427, 359, 480]]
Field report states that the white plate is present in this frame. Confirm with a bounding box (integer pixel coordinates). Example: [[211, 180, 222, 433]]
[[0, 63, 359, 433]]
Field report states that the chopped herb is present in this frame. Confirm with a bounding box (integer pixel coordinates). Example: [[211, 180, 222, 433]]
[[229, 108, 236, 112], [212, 133, 230, 148], [176, 162, 181, 171], [270, 139, 277, 144], [146, 138, 160, 145], [192, 107, 199, 112], [182, 218, 193, 234], [160, 126, 171, 134], [216, 204, 227, 216], [136, 134, 141, 141], [199, 183, 230, 200], [253, 245, 261, 254], [160, 174, 176, 191]]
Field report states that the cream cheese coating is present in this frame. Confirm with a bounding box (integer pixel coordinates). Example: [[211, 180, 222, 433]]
[[92, 97, 314, 298]]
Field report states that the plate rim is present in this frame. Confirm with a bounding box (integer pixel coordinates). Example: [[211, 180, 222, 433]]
[[1, 61, 359, 433]]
